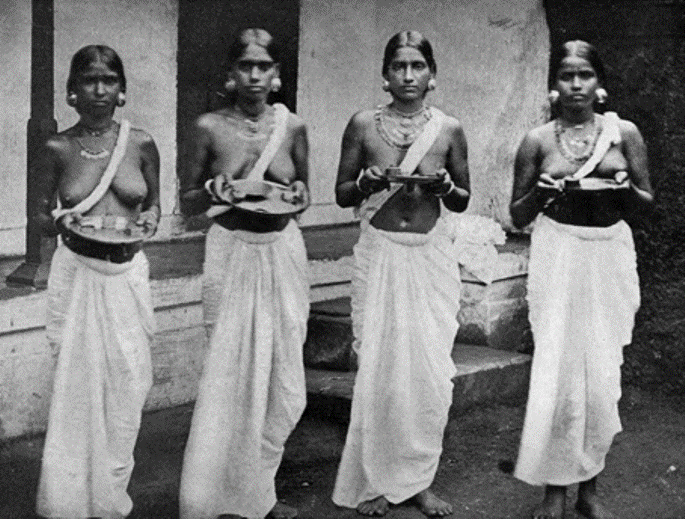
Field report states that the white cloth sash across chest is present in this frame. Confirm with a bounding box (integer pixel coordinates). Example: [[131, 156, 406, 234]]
[[206, 103, 289, 219], [52, 120, 131, 221], [569, 111, 621, 181], [355, 106, 446, 223]]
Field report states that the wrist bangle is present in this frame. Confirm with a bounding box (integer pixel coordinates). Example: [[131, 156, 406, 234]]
[[355, 173, 371, 195], [204, 179, 220, 202], [436, 181, 455, 198]]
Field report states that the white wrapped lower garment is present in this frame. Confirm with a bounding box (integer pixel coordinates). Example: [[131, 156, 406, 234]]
[[180, 220, 309, 519], [333, 221, 461, 507], [37, 244, 154, 519], [515, 215, 640, 486]]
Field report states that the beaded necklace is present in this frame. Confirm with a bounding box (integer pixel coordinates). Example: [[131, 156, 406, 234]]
[[554, 115, 601, 165], [222, 105, 273, 141], [375, 103, 431, 149], [74, 122, 117, 160]]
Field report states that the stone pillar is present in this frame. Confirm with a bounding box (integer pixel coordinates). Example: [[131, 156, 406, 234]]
[[6, 0, 57, 288]]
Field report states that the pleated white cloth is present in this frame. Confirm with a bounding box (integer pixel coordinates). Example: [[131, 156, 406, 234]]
[[333, 220, 461, 507], [515, 214, 640, 486], [37, 243, 154, 519], [180, 220, 309, 519]]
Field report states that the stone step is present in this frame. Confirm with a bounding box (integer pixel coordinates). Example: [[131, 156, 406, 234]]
[[304, 288, 533, 372], [305, 344, 531, 420]]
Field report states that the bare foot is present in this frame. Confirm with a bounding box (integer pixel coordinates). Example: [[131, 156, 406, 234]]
[[532, 485, 566, 519], [575, 496, 618, 519], [356, 496, 390, 516], [413, 489, 453, 516], [267, 501, 298, 519]]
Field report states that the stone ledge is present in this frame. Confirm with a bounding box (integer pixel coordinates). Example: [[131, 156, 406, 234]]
[[304, 344, 531, 420]]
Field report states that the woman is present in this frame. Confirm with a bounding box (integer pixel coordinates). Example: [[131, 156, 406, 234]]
[[34, 45, 160, 518], [332, 31, 470, 517], [178, 29, 309, 519], [510, 40, 653, 519]]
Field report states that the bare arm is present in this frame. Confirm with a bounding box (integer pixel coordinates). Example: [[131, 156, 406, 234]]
[[291, 116, 309, 186], [440, 121, 470, 213], [335, 113, 369, 208], [510, 131, 551, 229], [179, 115, 215, 216], [32, 139, 63, 237], [136, 131, 161, 232], [620, 119, 653, 211]]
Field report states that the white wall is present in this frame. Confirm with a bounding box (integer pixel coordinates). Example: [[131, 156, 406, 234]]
[[298, 0, 550, 228], [54, 0, 179, 238], [0, 0, 31, 255]]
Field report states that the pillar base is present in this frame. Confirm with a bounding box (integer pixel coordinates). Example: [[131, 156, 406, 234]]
[[6, 260, 50, 289]]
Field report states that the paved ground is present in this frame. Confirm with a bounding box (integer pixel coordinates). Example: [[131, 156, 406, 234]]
[[2, 385, 684, 519]]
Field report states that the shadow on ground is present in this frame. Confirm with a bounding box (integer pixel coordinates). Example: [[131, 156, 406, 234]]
[[2, 386, 684, 519]]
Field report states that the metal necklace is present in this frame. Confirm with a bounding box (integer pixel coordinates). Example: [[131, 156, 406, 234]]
[[75, 122, 116, 160], [554, 115, 601, 165], [224, 106, 273, 140], [375, 104, 431, 149]]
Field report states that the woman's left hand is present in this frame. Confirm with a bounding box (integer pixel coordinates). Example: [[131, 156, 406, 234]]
[[289, 180, 309, 204], [424, 169, 454, 197], [136, 209, 159, 233]]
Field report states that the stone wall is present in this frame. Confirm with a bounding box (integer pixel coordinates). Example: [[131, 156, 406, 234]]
[[546, 0, 685, 393]]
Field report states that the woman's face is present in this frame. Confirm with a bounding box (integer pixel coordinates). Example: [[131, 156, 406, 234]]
[[73, 59, 122, 116], [231, 43, 279, 102], [555, 55, 599, 111], [384, 46, 433, 102]]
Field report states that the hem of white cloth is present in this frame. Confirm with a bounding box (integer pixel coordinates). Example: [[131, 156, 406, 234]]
[[514, 462, 606, 487], [333, 482, 433, 508]]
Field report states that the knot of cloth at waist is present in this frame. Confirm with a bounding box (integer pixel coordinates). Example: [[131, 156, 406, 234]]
[[368, 224, 434, 247]]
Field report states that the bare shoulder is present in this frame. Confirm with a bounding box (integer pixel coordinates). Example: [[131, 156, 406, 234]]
[[441, 112, 462, 130], [348, 108, 376, 129], [524, 121, 553, 147], [45, 130, 72, 154], [286, 111, 307, 135], [616, 117, 643, 141], [439, 112, 465, 138], [129, 127, 157, 146], [343, 109, 376, 143], [194, 111, 225, 133]]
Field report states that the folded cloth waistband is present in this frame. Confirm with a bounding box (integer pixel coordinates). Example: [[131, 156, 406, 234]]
[[61, 230, 142, 263]]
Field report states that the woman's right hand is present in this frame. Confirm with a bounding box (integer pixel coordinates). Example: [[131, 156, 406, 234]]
[[357, 166, 390, 195], [56, 212, 83, 234], [537, 173, 563, 192], [205, 175, 227, 203]]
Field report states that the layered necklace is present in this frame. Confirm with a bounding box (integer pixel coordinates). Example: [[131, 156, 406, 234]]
[[554, 115, 601, 165], [75, 122, 117, 160], [223, 105, 273, 140], [375, 103, 431, 149]]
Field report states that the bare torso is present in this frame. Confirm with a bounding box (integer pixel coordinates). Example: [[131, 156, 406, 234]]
[[338, 108, 469, 233], [35, 123, 160, 236], [510, 114, 653, 228], [181, 105, 308, 233]]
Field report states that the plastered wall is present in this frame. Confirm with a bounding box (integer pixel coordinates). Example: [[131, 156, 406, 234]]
[[298, 0, 550, 228], [0, 0, 31, 255]]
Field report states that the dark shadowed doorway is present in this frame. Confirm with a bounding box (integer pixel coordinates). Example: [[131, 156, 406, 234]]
[[176, 0, 300, 185]]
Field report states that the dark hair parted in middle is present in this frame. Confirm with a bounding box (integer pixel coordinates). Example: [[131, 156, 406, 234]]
[[67, 44, 126, 94], [382, 31, 437, 76], [549, 40, 606, 88], [227, 28, 281, 66]]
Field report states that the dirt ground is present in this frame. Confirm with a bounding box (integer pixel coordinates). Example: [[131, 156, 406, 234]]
[[2, 385, 684, 519]]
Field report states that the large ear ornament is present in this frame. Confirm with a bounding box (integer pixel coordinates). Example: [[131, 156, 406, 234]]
[[548, 89, 560, 105]]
